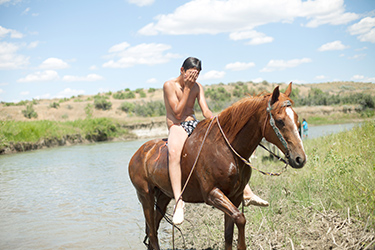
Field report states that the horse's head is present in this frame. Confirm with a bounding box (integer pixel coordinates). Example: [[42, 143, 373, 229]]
[[263, 83, 306, 169]]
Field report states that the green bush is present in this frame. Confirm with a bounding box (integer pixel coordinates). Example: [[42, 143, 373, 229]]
[[232, 85, 250, 98], [120, 102, 135, 113], [94, 97, 112, 110], [49, 102, 60, 109], [22, 104, 38, 119], [138, 90, 146, 98], [71, 118, 118, 141], [124, 91, 136, 99], [85, 103, 93, 118], [133, 101, 165, 117], [206, 87, 231, 102], [113, 91, 126, 100]]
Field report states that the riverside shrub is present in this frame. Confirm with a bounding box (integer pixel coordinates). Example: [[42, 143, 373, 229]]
[[22, 104, 38, 119]]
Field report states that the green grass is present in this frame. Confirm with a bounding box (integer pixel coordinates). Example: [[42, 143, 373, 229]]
[[307, 111, 374, 126], [0, 118, 129, 149], [249, 120, 375, 228]]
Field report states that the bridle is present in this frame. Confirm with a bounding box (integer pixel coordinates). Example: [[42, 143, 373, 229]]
[[262, 97, 292, 159], [216, 96, 292, 177], [169, 99, 292, 249]]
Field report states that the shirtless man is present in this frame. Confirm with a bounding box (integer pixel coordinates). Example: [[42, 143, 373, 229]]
[[163, 57, 268, 225]]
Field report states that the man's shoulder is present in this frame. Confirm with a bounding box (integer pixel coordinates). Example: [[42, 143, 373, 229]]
[[163, 79, 177, 90]]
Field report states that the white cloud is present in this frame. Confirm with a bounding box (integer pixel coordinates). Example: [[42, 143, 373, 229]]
[[0, 42, 30, 69], [0, 25, 23, 39], [55, 88, 85, 98], [18, 70, 59, 82], [351, 75, 375, 83], [261, 58, 312, 72], [138, 0, 358, 37], [39, 57, 69, 69], [348, 17, 375, 43], [21, 7, 30, 15], [0, 0, 21, 4], [315, 75, 326, 80], [355, 46, 368, 51], [200, 70, 226, 80], [27, 41, 39, 49], [290, 79, 307, 84], [0, 88, 4, 94], [351, 75, 364, 80], [62, 74, 104, 82], [34, 93, 51, 100], [251, 77, 263, 83], [108, 42, 130, 53], [127, 0, 154, 7], [317, 40, 350, 51], [89, 65, 98, 70], [20, 91, 29, 96], [103, 42, 181, 68], [229, 30, 273, 45], [225, 62, 255, 71], [348, 54, 366, 60], [146, 78, 158, 84]]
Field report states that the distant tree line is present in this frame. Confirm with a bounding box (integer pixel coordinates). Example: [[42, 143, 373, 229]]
[[6, 84, 375, 119]]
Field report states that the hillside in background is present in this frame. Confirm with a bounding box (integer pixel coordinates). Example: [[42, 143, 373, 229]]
[[1, 81, 374, 123]]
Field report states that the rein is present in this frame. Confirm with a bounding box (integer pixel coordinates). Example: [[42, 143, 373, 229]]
[[171, 100, 291, 248], [216, 116, 289, 176]]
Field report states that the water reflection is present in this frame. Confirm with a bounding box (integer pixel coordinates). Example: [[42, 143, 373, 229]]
[[307, 123, 359, 139], [0, 140, 151, 250]]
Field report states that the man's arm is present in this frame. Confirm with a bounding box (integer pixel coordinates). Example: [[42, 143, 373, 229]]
[[196, 82, 213, 119]]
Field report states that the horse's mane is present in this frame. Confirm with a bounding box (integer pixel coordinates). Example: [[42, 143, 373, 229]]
[[199, 92, 271, 141], [219, 93, 271, 140]]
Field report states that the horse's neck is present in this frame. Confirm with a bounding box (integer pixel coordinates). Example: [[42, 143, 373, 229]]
[[230, 109, 264, 160]]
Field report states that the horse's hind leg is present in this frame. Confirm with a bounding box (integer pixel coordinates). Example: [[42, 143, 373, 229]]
[[208, 188, 246, 250], [154, 190, 172, 231], [137, 189, 160, 250]]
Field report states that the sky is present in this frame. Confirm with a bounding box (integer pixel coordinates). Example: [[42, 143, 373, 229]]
[[0, 0, 374, 103]]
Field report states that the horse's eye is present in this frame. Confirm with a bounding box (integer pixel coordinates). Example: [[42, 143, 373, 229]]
[[276, 119, 285, 128]]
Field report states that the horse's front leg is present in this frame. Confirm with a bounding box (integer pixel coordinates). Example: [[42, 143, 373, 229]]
[[208, 188, 246, 250]]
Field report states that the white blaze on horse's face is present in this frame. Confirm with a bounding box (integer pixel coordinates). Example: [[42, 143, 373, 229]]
[[286, 107, 304, 150]]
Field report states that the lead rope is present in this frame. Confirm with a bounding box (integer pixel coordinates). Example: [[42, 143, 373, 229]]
[[172, 116, 215, 250]]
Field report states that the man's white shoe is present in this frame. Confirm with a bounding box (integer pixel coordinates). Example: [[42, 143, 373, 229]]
[[173, 201, 185, 225]]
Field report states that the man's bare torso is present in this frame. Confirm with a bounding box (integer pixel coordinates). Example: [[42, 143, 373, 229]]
[[164, 78, 200, 129]]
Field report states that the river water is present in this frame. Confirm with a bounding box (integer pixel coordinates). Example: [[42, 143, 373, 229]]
[[0, 123, 360, 249], [0, 140, 171, 250]]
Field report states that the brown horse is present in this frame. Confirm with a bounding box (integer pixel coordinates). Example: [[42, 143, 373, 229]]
[[128, 83, 306, 250]]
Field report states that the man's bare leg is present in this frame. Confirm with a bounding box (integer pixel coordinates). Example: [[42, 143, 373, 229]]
[[243, 184, 269, 207], [168, 125, 188, 224]]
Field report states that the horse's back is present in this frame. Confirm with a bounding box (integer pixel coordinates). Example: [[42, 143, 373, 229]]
[[128, 138, 169, 193]]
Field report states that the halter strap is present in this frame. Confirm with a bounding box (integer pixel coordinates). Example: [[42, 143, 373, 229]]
[[266, 98, 292, 158]]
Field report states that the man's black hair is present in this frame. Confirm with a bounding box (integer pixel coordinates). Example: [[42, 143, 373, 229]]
[[182, 57, 202, 71]]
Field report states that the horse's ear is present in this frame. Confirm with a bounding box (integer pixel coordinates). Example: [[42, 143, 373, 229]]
[[271, 86, 280, 106], [284, 82, 292, 97]]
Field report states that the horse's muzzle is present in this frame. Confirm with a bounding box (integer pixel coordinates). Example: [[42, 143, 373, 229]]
[[288, 152, 306, 169]]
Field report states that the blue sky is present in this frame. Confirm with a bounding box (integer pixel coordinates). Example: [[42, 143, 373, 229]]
[[0, 0, 374, 102]]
